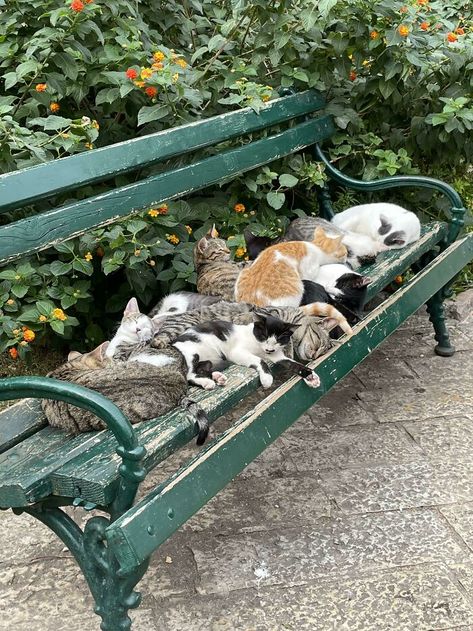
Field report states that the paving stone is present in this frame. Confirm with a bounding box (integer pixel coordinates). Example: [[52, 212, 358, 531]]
[[358, 382, 473, 422], [352, 356, 419, 389], [407, 350, 473, 384], [0, 510, 64, 565], [321, 461, 473, 514], [441, 503, 473, 551], [182, 474, 331, 534], [403, 417, 473, 461], [190, 509, 470, 595], [286, 424, 422, 473]]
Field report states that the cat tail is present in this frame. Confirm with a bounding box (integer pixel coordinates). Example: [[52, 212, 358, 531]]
[[181, 397, 210, 445], [301, 302, 353, 336]]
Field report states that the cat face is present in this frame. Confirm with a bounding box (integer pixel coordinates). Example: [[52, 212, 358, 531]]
[[253, 314, 296, 354], [312, 227, 348, 261], [120, 297, 155, 342], [194, 226, 230, 266], [67, 341, 110, 369], [378, 216, 407, 248]]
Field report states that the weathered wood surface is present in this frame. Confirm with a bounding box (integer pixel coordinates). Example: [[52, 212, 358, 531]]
[[0, 399, 44, 455], [0, 116, 335, 264], [106, 232, 473, 573], [0, 90, 326, 213]]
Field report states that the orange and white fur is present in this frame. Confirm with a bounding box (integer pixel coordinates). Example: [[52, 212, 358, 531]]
[[235, 227, 353, 335]]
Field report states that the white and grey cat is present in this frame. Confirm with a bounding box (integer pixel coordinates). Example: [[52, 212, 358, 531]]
[[332, 203, 421, 249], [173, 314, 321, 391], [149, 291, 223, 322]]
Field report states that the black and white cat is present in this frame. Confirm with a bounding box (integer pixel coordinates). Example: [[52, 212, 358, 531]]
[[302, 264, 371, 325], [173, 314, 321, 391], [332, 203, 421, 249]]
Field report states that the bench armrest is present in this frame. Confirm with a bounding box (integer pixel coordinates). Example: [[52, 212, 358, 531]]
[[314, 144, 467, 244], [0, 376, 146, 517]]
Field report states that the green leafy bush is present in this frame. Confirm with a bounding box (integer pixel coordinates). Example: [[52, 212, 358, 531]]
[[1, 0, 472, 355]]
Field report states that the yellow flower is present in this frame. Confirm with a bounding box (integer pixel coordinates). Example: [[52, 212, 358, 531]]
[[235, 246, 247, 258], [39, 315, 47, 322], [134, 249, 141, 256], [134, 80, 146, 88], [12, 329, 20, 336], [84, 251, 93, 261], [176, 58, 187, 69], [172, 73, 179, 82], [23, 329, 35, 342], [14, 275, 20, 280], [140, 67, 153, 80], [153, 51, 165, 62], [6, 299, 15, 305], [398, 24, 409, 36], [234, 203, 246, 213], [85, 143, 93, 150], [262, 95, 270, 102], [20, 340, 28, 347], [91, 120, 99, 129], [59, 132, 70, 139], [166, 234, 180, 245], [148, 209, 159, 217], [185, 225, 192, 234], [149, 259, 156, 267], [152, 62, 163, 71], [52, 308, 67, 321]]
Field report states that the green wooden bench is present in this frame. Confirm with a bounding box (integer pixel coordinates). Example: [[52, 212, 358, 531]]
[[0, 89, 472, 630]]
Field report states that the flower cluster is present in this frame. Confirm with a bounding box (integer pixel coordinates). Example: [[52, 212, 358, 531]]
[[166, 234, 180, 245], [148, 204, 168, 217], [124, 50, 190, 100], [234, 203, 246, 213]]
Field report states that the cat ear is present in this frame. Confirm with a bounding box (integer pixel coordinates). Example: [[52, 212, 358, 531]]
[[124, 297, 140, 317], [312, 227, 324, 239], [89, 341, 110, 362], [210, 224, 219, 238], [352, 275, 371, 288], [68, 350, 82, 361], [378, 215, 391, 236], [197, 237, 209, 253]]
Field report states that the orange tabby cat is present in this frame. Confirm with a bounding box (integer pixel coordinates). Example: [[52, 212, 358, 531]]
[[235, 227, 353, 335]]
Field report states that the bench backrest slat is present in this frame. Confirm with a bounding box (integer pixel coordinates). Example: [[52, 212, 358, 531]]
[[0, 91, 325, 213], [0, 115, 335, 263]]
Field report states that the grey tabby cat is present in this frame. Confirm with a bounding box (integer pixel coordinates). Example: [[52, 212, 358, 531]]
[[194, 226, 249, 301], [151, 300, 332, 362], [42, 342, 189, 434]]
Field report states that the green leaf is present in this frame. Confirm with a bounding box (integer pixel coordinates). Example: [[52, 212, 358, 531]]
[[137, 104, 170, 126], [266, 191, 285, 210], [50, 319, 65, 335], [61, 294, 78, 309], [72, 258, 93, 276], [0, 270, 19, 281], [279, 174, 299, 188], [54, 241, 75, 255], [318, 0, 338, 18], [43, 115, 72, 131], [50, 260, 72, 276], [36, 300, 55, 316], [11, 284, 28, 298]]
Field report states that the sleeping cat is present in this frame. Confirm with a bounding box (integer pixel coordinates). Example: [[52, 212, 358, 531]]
[[235, 227, 353, 335], [332, 203, 421, 248], [245, 218, 382, 268], [149, 291, 223, 321], [151, 300, 332, 362], [194, 226, 250, 301], [302, 264, 371, 325], [42, 342, 200, 437], [173, 314, 320, 391]]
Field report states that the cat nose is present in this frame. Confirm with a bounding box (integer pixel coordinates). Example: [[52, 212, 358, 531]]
[[136, 327, 141, 332], [266, 349, 275, 353]]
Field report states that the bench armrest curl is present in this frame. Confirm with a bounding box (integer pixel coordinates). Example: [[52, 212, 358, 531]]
[[314, 144, 467, 244], [0, 376, 146, 516]]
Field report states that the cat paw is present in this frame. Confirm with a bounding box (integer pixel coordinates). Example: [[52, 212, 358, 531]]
[[260, 372, 273, 388], [303, 371, 320, 388], [150, 337, 168, 349], [212, 371, 228, 387], [200, 378, 216, 390]]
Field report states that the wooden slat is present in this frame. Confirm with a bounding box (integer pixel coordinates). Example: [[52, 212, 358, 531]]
[[0, 115, 335, 264], [105, 233, 473, 573], [0, 91, 326, 213], [0, 399, 46, 455], [363, 221, 448, 301]]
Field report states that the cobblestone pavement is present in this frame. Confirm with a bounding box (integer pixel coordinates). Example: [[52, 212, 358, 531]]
[[1, 299, 473, 631]]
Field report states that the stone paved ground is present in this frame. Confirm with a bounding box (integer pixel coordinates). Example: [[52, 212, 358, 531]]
[[1, 299, 472, 631]]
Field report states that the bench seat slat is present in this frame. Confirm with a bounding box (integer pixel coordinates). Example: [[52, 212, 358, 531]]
[[0, 399, 45, 455], [105, 232, 473, 573], [0, 116, 335, 264], [0, 90, 325, 213]]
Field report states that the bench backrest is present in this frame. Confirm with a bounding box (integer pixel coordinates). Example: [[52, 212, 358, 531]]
[[0, 90, 334, 265]]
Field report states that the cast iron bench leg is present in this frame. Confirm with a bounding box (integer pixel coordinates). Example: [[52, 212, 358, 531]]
[[426, 288, 455, 357]]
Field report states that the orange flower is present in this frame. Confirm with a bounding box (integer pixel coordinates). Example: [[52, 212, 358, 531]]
[[35, 83, 47, 92], [71, 0, 84, 12], [455, 27, 465, 35], [157, 204, 168, 215], [153, 51, 165, 62], [349, 70, 357, 81], [417, 0, 428, 4], [176, 58, 187, 69], [420, 21, 429, 30], [398, 24, 410, 36], [145, 87, 157, 98], [23, 329, 35, 342], [140, 67, 153, 80], [134, 80, 145, 88], [394, 275, 403, 284], [370, 30, 379, 39], [446, 32, 458, 42], [234, 203, 245, 213], [126, 68, 138, 80], [52, 308, 67, 321], [166, 234, 180, 245], [152, 62, 163, 71], [9, 348, 18, 359], [399, 6, 408, 13], [235, 246, 247, 258], [49, 102, 60, 113]]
